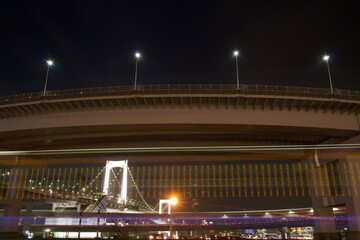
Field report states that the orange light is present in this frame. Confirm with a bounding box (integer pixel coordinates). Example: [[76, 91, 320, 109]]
[[170, 197, 178, 205]]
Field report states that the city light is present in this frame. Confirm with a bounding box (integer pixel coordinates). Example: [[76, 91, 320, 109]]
[[43, 59, 54, 96], [134, 52, 141, 89], [323, 54, 333, 93], [233, 50, 240, 89], [170, 197, 178, 205]]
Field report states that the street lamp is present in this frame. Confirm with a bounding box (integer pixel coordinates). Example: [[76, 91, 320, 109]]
[[134, 52, 141, 90], [159, 197, 178, 238], [323, 55, 334, 94], [233, 50, 240, 90], [169, 197, 177, 239], [43, 60, 53, 96]]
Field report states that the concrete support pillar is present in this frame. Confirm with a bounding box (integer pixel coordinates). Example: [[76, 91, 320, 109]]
[[313, 206, 338, 240], [309, 151, 360, 240], [0, 200, 22, 235], [280, 227, 290, 239], [0, 155, 32, 237], [307, 157, 339, 239], [341, 156, 360, 239], [0, 164, 24, 236], [345, 200, 360, 239], [22, 202, 34, 235]]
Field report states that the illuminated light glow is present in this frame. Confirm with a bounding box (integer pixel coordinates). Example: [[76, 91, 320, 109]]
[[323, 55, 330, 61], [3, 143, 360, 156], [289, 210, 294, 214], [233, 50, 239, 56], [103, 160, 128, 204], [135, 52, 141, 58], [46, 60, 53, 66], [170, 197, 178, 205]]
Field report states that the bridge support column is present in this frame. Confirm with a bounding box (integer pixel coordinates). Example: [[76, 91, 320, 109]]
[[346, 200, 360, 240], [307, 157, 338, 240], [22, 202, 34, 235], [342, 156, 360, 240], [0, 165, 24, 237], [280, 227, 290, 239], [312, 206, 338, 240], [0, 200, 22, 237], [103, 160, 128, 204]]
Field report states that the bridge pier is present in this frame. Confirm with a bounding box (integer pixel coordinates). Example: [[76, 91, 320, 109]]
[[279, 227, 291, 239], [0, 199, 22, 237], [312, 205, 338, 240], [22, 202, 34, 235], [306, 155, 338, 240], [345, 200, 360, 239], [342, 156, 360, 240], [0, 165, 24, 237], [310, 149, 360, 240]]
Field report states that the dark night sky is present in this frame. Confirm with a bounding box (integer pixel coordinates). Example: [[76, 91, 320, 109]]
[[0, 0, 359, 96]]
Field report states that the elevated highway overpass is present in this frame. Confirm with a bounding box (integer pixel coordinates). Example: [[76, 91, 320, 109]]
[[0, 84, 360, 239], [0, 84, 359, 152]]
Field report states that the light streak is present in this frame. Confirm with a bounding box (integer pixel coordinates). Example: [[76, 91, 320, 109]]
[[1, 143, 360, 156]]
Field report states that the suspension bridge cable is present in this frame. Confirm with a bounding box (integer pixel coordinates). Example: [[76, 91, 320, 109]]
[[83, 166, 106, 197], [127, 167, 156, 212]]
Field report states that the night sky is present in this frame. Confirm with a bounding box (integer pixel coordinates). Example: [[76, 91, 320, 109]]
[[1, 0, 359, 96]]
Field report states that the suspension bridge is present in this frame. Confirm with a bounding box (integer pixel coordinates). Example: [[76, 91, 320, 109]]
[[1, 160, 157, 213]]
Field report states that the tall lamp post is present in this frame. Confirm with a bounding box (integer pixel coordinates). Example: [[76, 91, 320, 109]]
[[134, 52, 141, 90], [43, 60, 53, 96], [233, 50, 240, 90], [323, 55, 333, 94], [169, 197, 178, 239]]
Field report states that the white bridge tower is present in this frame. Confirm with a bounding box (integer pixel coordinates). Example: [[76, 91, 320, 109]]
[[103, 160, 128, 204]]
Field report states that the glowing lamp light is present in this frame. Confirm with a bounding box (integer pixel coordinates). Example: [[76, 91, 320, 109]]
[[135, 52, 141, 58], [323, 55, 330, 61], [233, 50, 239, 56], [170, 197, 178, 205], [47, 60, 53, 66]]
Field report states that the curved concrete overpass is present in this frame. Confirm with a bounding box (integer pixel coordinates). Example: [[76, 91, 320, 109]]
[[0, 84, 359, 151]]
